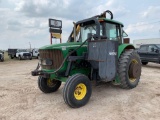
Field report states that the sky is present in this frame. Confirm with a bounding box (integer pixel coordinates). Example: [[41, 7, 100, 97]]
[[0, 0, 160, 50]]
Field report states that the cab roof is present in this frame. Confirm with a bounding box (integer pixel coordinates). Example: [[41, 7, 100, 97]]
[[98, 18, 124, 27]]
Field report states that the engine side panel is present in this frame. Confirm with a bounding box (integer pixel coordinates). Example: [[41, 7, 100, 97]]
[[88, 40, 118, 81]]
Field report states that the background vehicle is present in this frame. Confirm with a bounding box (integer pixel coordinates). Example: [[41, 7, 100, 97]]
[[8, 49, 17, 59], [8, 49, 32, 60], [31, 48, 39, 59], [137, 44, 160, 65], [0, 51, 4, 62], [32, 10, 142, 108]]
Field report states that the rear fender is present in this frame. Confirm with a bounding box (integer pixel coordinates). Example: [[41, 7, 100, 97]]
[[115, 44, 135, 84], [118, 44, 135, 58]]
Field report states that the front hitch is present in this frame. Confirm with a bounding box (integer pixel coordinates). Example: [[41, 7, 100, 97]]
[[31, 70, 50, 78], [31, 63, 50, 78]]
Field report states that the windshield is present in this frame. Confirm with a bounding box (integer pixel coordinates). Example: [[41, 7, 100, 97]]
[[77, 24, 103, 42], [80, 24, 96, 42], [156, 44, 160, 48], [68, 22, 121, 42]]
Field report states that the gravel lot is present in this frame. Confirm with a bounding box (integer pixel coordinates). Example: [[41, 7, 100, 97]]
[[0, 59, 160, 120]]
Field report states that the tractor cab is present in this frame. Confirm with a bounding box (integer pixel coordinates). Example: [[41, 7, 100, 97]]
[[68, 10, 128, 45]]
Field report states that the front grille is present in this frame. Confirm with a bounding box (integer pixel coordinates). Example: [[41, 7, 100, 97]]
[[23, 53, 31, 56], [39, 49, 64, 70]]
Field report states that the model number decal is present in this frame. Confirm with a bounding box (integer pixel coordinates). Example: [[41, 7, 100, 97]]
[[109, 52, 117, 56], [62, 46, 66, 50]]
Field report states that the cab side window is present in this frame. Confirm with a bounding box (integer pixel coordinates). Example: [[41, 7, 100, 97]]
[[148, 45, 157, 52]]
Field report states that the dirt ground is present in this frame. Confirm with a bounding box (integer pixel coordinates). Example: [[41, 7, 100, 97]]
[[0, 59, 160, 120]]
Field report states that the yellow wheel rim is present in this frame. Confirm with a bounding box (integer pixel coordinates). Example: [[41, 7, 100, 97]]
[[130, 78, 136, 82], [129, 59, 138, 82], [131, 59, 138, 64], [47, 79, 55, 87], [74, 83, 87, 100]]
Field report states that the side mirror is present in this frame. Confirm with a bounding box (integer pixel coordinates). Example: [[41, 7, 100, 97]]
[[155, 49, 159, 53]]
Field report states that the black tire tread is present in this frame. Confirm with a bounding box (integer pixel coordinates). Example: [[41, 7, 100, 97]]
[[63, 74, 84, 108], [38, 77, 61, 93], [118, 50, 141, 89], [142, 62, 148, 65], [63, 74, 92, 108]]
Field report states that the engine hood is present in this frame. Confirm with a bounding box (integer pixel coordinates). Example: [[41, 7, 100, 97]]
[[39, 42, 87, 50]]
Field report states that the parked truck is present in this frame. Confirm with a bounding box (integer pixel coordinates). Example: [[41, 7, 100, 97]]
[[137, 44, 160, 65], [8, 49, 32, 60], [31, 48, 39, 59], [0, 51, 4, 62]]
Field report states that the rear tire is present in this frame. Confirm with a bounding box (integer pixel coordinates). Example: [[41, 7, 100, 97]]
[[37, 55, 39, 59], [38, 76, 61, 93], [10, 56, 13, 59], [1, 58, 4, 62], [118, 50, 141, 89], [63, 74, 92, 108], [142, 62, 148, 65], [18, 56, 21, 60]]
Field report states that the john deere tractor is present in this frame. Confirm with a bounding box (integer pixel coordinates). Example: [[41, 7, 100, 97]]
[[32, 10, 141, 108]]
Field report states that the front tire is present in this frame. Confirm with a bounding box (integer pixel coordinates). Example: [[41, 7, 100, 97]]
[[142, 62, 148, 65], [38, 77, 61, 93], [18, 56, 21, 60], [63, 74, 92, 108], [118, 50, 141, 89], [37, 55, 39, 59], [1, 58, 4, 62], [10, 56, 14, 59]]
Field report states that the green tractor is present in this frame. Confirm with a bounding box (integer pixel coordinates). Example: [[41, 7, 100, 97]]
[[32, 10, 141, 108]]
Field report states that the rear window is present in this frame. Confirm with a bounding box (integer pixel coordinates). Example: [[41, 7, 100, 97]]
[[139, 46, 148, 51]]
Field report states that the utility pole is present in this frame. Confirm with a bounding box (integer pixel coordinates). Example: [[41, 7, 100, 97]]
[[29, 42, 31, 52]]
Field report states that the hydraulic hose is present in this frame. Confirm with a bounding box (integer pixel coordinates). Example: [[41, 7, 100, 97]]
[[92, 10, 113, 19], [103, 10, 113, 19]]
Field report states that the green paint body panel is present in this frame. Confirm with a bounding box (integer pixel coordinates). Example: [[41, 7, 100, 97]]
[[118, 44, 135, 57], [40, 42, 135, 83]]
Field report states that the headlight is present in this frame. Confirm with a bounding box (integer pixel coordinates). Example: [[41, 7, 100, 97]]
[[39, 59, 52, 66]]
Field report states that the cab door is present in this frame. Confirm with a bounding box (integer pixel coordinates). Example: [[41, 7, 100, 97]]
[[147, 45, 159, 62]]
